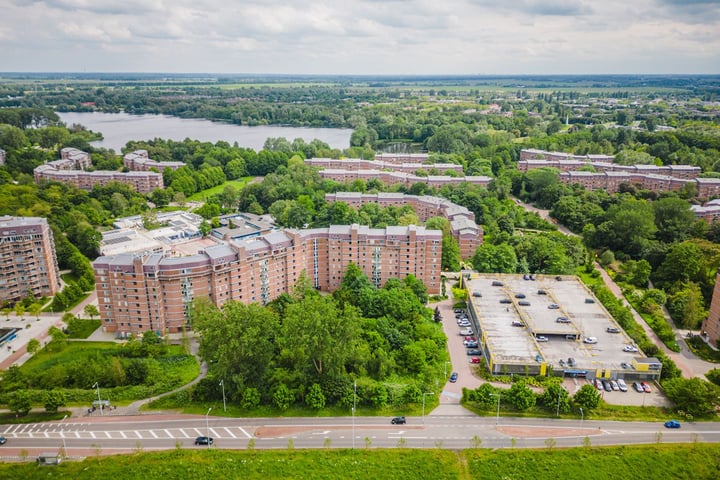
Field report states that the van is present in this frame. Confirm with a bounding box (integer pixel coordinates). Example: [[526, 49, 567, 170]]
[[491, 281, 504, 287]]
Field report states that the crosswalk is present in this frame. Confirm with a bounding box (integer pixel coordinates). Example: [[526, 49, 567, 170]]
[[1, 423, 253, 441]]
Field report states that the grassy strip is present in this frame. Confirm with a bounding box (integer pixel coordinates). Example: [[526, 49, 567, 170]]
[[624, 292, 680, 352], [187, 177, 253, 201], [0, 444, 717, 480], [685, 336, 720, 363], [66, 319, 101, 339]]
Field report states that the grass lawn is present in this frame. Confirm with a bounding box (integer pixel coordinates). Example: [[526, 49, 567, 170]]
[[685, 336, 720, 363], [0, 444, 717, 480], [188, 177, 253, 201], [66, 319, 102, 339]]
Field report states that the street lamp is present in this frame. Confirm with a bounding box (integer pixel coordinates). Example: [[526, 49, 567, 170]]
[[444, 361, 451, 378], [491, 393, 501, 425], [205, 407, 212, 446], [422, 392, 434, 424], [352, 381, 357, 449], [579, 407, 584, 426], [556, 388, 563, 417], [60, 414, 68, 458], [92, 382, 102, 415], [219, 379, 226, 413]]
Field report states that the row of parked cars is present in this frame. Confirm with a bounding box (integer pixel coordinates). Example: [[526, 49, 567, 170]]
[[456, 308, 482, 364], [593, 378, 652, 393]]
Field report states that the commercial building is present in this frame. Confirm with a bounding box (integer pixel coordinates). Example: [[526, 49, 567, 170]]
[[702, 271, 720, 348], [325, 192, 483, 259], [100, 211, 204, 256], [0, 216, 61, 304], [93, 224, 442, 337], [123, 150, 185, 172]]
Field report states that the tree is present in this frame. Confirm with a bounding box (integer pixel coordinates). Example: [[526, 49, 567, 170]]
[[662, 377, 719, 417], [28, 303, 42, 320], [273, 384, 294, 410], [43, 389, 67, 413], [84, 304, 99, 320], [26, 338, 40, 355], [573, 384, 601, 410], [305, 383, 326, 410], [507, 383, 536, 411], [653, 197, 695, 244], [540, 383, 571, 414], [9, 390, 32, 416], [472, 243, 517, 273]]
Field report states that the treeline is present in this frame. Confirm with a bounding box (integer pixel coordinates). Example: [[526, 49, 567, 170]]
[[190, 268, 441, 410]]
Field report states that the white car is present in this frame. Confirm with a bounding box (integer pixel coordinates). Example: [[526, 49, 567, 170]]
[[583, 337, 598, 344], [610, 380, 619, 391], [623, 345, 639, 352], [536, 335, 549, 342], [617, 379, 628, 392]]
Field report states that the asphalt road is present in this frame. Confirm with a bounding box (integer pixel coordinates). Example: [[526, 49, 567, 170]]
[[2, 415, 718, 457]]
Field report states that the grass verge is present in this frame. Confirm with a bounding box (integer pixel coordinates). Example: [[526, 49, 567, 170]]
[[187, 177, 253, 201]]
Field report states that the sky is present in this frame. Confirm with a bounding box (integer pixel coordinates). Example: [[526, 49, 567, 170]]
[[1, 0, 719, 75]]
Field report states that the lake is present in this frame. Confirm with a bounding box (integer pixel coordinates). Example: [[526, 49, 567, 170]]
[[56, 112, 353, 152]]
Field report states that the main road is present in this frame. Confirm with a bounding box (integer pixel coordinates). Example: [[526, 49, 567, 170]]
[[2, 415, 718, 457]]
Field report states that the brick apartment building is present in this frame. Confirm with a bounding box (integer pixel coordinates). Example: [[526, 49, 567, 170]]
[[325, 192, 483, 259], [558, 171, 720, 196], [0, 216, 61, 304], [374, 152, 430, 164], [93, 224, 442, 336], [520, 148, 615, 163], [318, 168, 491, 189], [702, 271, 720, 348], [60, 147, 92, 170], [123, 150, 185, 172], [519, 158, 701, 179], [34, 164, 163, 194], [305, 158, 464, 175]]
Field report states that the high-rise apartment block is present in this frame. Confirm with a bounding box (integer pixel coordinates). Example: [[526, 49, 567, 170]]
[[93, 224, 442, 337], [0, 216, 61, 303], [702, 271, 720, 348]]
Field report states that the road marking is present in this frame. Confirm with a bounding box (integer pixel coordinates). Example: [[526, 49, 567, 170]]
[[209, 428, 219, 437], [44, 432, 49, 438], [105, 431, 112, 438], [75, 432, 80, 438], [193, 428, 203, 436], [389, 436, 427, 439], [90, 432, 96, 438], [179, 429, 190, 438], [238, 427, 252, 439], [134, 431, 142, 438], [223, 427, 236, 438], [164, 429, 172, 437], [120, 431, 127, 439], [150, 430, 158, 438]]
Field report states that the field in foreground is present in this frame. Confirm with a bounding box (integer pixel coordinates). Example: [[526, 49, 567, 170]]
[[1, 444, 718, 480]]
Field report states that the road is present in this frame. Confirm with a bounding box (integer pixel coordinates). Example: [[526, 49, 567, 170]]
[[1, 415, 716, 457]]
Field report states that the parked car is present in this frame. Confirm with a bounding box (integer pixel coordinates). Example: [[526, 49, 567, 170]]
[[194, 436, 213, 446], [458, 321, 471, 327], [602, 380, 612, 392], [491, 281, 504, 286], [623, 345, 639, 352], [518, 301, 531, 306], [536, 335, 549, 342], [641, 381, 652, 393], [515, 293, 526, 299], [511, 321, 525, 327], [606, 327, 621, 333], [585, 298, 596, 304], [499, 299, 512, 304], [466, 349, 482, 356], [454, 309, 463, 314], [548, 303, 560, 309], [617, 379, 628, 392], [460, 329, 473, 336], [664, 420, 681, 429], [633, 382, 644, 393], [472, 291, 482, 297], [610, 380, 619, 391], [567, 357, 576, 366], [621, 362, 632, 369], [391, 416, 406, 425], [537, 289, 547, 295], [0, 436, 6, 445], [556, 316, 571, 323], [583, 337, 598, 344], [469, 357, 481, 364], [465, 341, 479, 348], [594, 379, 603, 390], [449, 372, 458, 382]]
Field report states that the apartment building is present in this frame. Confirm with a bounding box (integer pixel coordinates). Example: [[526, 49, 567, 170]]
[[305, 158, 464, 174], [702, 271, 720, 348], [0, 148, 6, 166], [0, 216, 61, 304], [325, 192, 483, 259], [34, 164, 163, 193], [318, 168, 491, 189], [691, 200, 720, 223], [60, 147, 92, 170], [559, 171, 720, 196], [123, 150, 185, 172], [519, 148, 614, 163], [374, 152, 430, 164], [93, 224, 442, 336], [518, 158, 701, 179]]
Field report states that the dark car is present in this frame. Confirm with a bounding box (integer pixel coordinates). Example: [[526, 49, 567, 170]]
[[472, 291, 482, 297], [449, 372, 459, 382], [515, 293, 526, 299], [664, 420, 681, 429], [537, 289, 547, 295], [195, 436, 213, 446], [606, 327, 621, 333], [602, 380, 612, 392], [491, 281, 504, 286], [391, 416, 406, 425], [0, 436, 6, 445], [499, 298, 512, 304], [511, 321, 525, 327], [518, 301, 531, 306], [466, 349, 482, 356]]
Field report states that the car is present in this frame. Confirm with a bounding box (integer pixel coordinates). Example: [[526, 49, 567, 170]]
[[602, 380, 612, 392], [567, 357, 576, 366], [585, 298, 596, 304], [449, 372, 458, 382], [537, 289, 547, 295], [454, 309, 463, 314], [664, 420, 681, 429], [617, 379, 628, 392], [469, 357, 481, 364], [583, 337, 598, 344], [536, 335, 549, 342], [515, 293, 526, 299], [458, 321, 471, 327], [194, 436, 213, 446], [641, 381, 652, 393], [610, 380, 619, 391], [472, 291, 482, 297], [623, 345, 639, 352], [511, 321, 525, 327], [499, 298, 512, 304], [556, 316, 571, 323], [633, 381, 644, 393], [460, 329, 473, 336], [465, 341, 479, 348], [518, 300, 531, 306], [0, 436, 6, 445], [606, 327, 621, 333], [391, 416, 406, 425], [464, 336, 476, 342], [548, 303, 560, 309], [466, 349, 482, 356], [621, 362, 632, 369], [491, 281, 504, 286], [594, 379, 603, 390]]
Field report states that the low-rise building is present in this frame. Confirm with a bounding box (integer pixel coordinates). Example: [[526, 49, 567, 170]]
[[0, 148, 5, 166], [34, 163, 163, 193], [691, 199, 720, 223], [318, 168, 491, 188], [123, 150, 185, 172], [306, 157, 463, 174]]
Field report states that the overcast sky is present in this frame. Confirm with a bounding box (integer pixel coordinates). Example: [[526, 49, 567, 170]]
[[1, 0, 719, 75]]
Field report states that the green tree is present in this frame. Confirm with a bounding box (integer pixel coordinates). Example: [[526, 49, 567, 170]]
[[540, 383, 570, 414], [241, 387, 261, 409], [573, 384, 601, 410], [26, 338, 41, 355], [507, 383, 536, 411], [653, 197, 695, 244], [472, 243, 517, 273], [273, 384, 294, 410], [9, 390, 33, 416], [43, 389, 67, 413], [84, 304, 100, 320], [662, 377, 719, 417], [305, 383, 326, 410]]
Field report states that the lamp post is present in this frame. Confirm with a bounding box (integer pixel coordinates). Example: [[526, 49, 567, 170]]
[[422, 392, 434, 424], [556, 388, 562, 417], [491, 393, 501, 425], [579, 407, 584, 426], [205, 407, 212, 446], [219, 379, 226, 413], [352, 381, 357, 449], [444, 361, 451, 378], [92, 382, 102, 415], [60, 414, 68, 457]]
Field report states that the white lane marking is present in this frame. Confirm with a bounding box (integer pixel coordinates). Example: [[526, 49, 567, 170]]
[[223, 428, 236, 438], [194, 428, 203, 436], [90, 432, 96, 438], [164, 429, 172, 437], [105, 431, 112, 438], [238, 427, 252, 439], [179, 429, 190, 438], [150, 430, 158, 438], [134, 431, 142, 438], [208, 428, 220, 437], [120, 432, 127, 439]]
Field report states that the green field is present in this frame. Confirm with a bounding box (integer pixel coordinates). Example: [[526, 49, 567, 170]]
[[0, 444, 717, 480], [187, 178, 253, 201]]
